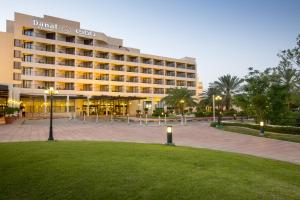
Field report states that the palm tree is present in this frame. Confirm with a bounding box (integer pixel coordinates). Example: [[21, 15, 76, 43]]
[[162, 87, 197, 114], [274, 60, 300, 108], [214, 74, 244, 110]]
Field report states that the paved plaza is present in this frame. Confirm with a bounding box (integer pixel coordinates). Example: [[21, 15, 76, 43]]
[[0, 118, 300, 164]]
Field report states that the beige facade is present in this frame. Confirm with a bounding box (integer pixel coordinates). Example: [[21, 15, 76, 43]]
[[0, 12, 201, 116]]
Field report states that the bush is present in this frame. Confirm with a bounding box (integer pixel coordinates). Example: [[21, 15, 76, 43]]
[[195, 111, 213, 117], [222, 109, 237, 116], [152, 108, 168, 117], [4, 107, 19, 115], [219, 122, 300, 135]]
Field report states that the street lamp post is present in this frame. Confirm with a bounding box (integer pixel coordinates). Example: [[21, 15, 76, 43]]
[[45, 87, 58, 141], [215, 95, 222, 126], [180, 99, 185, 116]]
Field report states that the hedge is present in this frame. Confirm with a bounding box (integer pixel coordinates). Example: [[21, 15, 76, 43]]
[[210, 121, 300, 135]]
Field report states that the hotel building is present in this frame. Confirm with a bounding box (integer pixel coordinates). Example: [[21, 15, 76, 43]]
[[0, 13, 202, 116]]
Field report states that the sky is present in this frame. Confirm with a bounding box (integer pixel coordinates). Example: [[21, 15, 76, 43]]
[[0, 0, 299, 89]]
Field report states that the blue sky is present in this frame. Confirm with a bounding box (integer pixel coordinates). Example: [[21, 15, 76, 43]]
[[0, 0, 299, 88]]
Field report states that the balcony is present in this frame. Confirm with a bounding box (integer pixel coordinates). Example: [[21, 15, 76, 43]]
[[141, 58, 152, 64], [56, 34, 75, 43], [141, 89, 151, 94], [95, 52, 109, 59], [127, 67, 139, 73], [111, 77, 124, 82], [187, 74, 196, 78], [176, 63, 186, 69], [36, 58, 55, 65], [78, 74, 93, 80], [77, 37, 93, 46], [111, 66, 124, 71], [127, 88, 139, 93], [154, 60, 164, 66], [176, 73, 186, 78], [141, 69, 152, 74], [166, 80, 175, 85], [166, 62, 175, 67], [187, 82, 196, 87], [177, 81, 186, 86], [57, 60, 75, 67], [154, 89, 164, 94], [95, 76, 109, 81], [141, 79, 152, 84], [99, 86, 109, 92], [77, 50, 93, 57], [78, 62, 93, 69], [154, 70, 164, 76], [166, 72, 175, 77], [127, 56, 138, 63], [112, 87, 123, 92], [112, 54, 124, 61], [57, 47, 75, 55], [154, 80, 163, 85], [187, 64, 196, 70], [95, 64, 109, 70], [126, 78, 139, 83]]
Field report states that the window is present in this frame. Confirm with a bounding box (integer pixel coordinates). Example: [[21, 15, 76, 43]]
[[14, 61, 21, 69], [14, 39, 22, 47], [13, 73, 21, 80], [22, 80, 32, 88], [14, 50, 21, 58], [23, 29, 33, 36], [23, 67, 32, 75], [24, 42, 33, 49], [23, 55, 33, 62]]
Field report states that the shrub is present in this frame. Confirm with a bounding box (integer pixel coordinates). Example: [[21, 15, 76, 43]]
[[152, 108, 168, 117], [195, 111, 213, 117], [220, 122, 300, 135], [4, 107, 18, 116]]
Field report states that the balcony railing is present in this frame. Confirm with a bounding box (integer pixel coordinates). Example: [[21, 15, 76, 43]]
[[177, 74, 186, 78], [127, 68, 139, 73], [154, 71, 164, 75], [111, 78, 124, 82], [57, 62, 75, 67], [95, 64, 109, 70], [78, 64, 93, 68], [95, 54, 109, 59], [127, 89, 139, 93], [95, 77, 109, 81], [126, 79, 139, 83]]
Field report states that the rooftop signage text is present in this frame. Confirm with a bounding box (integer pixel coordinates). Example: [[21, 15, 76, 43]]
[[33, 19, 96, 37]]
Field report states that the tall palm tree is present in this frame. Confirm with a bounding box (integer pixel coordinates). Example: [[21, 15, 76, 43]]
[[214, 74, 244, 110], [162, 87, 197, 114]]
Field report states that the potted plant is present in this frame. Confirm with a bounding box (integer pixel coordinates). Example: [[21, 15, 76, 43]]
[[4, 107, 15, 124]]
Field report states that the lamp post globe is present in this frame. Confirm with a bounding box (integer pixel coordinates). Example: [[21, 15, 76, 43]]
[[45, 87, 58, 141]]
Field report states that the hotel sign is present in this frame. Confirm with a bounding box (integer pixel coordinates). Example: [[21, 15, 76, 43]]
[[33, 19, 96, 37]]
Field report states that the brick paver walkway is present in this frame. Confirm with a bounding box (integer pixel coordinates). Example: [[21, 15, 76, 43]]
[[0, 118, 299, 164]]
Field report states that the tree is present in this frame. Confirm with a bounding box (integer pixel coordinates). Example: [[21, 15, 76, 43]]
[[244, 68, 271, 122], [214, 74, 243, 110], [162, 87, 197, 114]]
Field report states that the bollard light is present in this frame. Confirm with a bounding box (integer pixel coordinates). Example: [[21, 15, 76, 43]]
[[166, 125, 175, 145], [260, 121, 264, 136]]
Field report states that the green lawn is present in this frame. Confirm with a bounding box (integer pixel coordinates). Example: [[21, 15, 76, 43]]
[[222, 126, 300, 143], [0, 142, 300, 200]]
